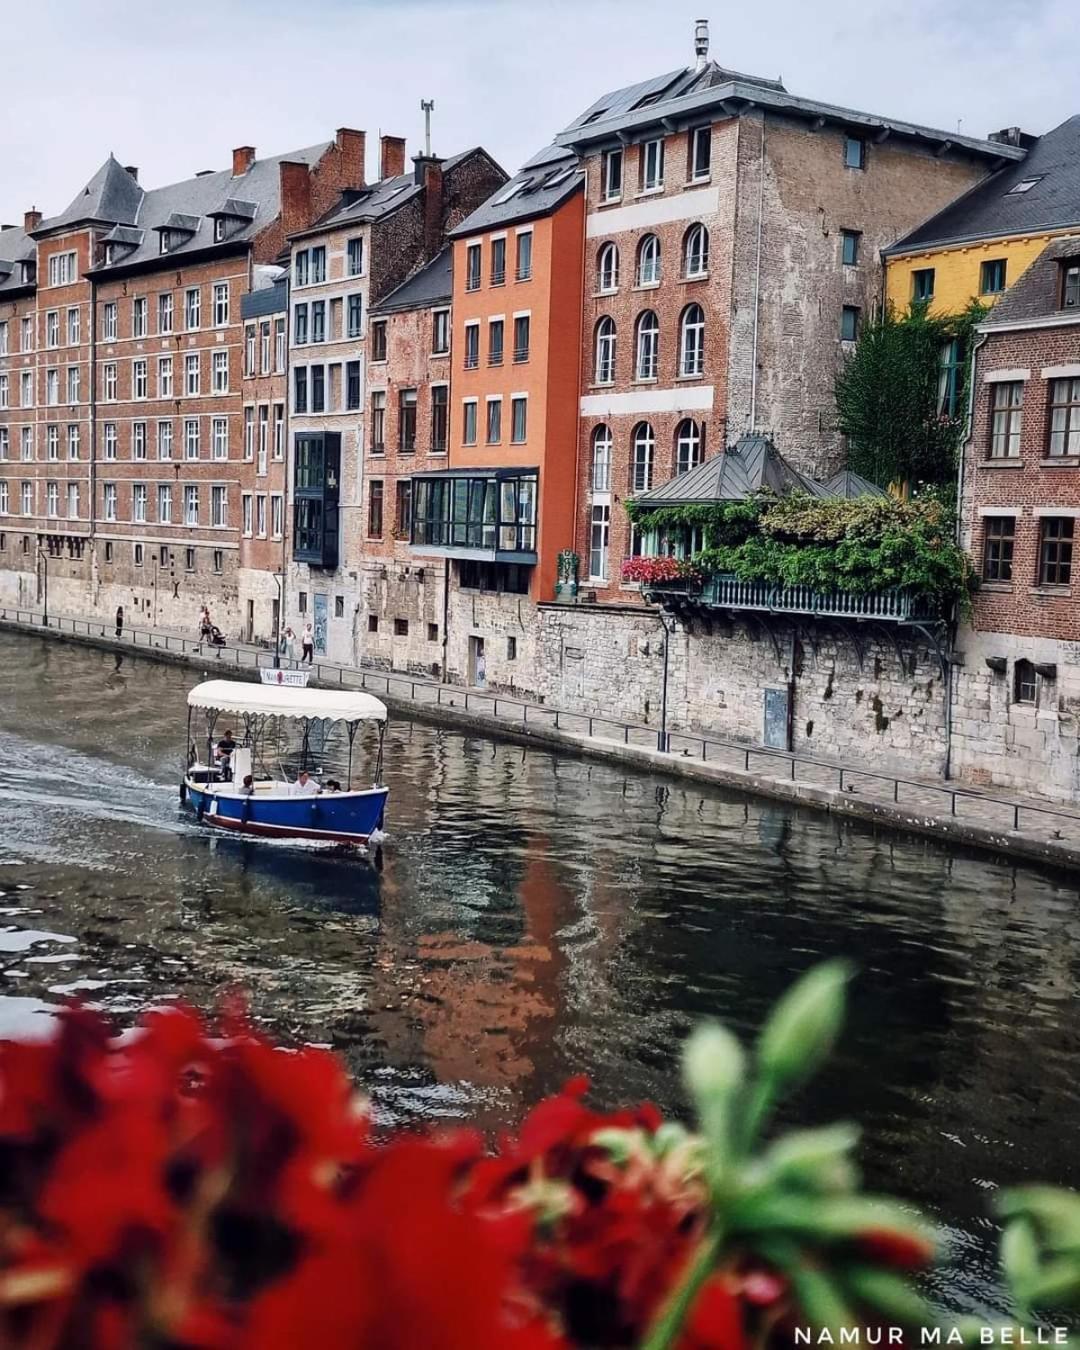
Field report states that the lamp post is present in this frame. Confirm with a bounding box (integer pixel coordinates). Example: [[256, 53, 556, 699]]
[[272, 571, 284, 669], [36, 546, 49, 628], [657, 609, 676, 753]]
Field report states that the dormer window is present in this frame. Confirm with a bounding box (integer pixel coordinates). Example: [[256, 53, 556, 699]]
[[214, 218, 226, 242], [160, 230, 174, 255], [105, 244, 117, 266], [20, 261, 35, 286], [1062, 261, 1080, 309]]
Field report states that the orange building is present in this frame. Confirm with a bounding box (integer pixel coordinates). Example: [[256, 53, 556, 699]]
[[410, 145, 584, 691]]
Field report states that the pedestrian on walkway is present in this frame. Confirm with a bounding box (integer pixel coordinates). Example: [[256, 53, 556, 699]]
[[301, 623, 314, 665], [115, 605, 123, 639], [199, 606, 212, 642], [281, 626, 297, 662]]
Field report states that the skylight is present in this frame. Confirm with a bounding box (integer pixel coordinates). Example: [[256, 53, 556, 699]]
[[492, 180, 527, 205], [581, 109, 608, 125], [1006, 176, 1044, 195]]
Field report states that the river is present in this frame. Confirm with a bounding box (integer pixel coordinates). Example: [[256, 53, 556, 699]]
[[0, 629, 1077, 1314]]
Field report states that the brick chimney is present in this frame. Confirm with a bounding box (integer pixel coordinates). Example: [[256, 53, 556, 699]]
[[24, 209, 42, 233], [336, 128, 366, 189], [232, 146, 256, 177], [413, 155, 445, 257], [279, 160, 313, 237], [380, 135, 407, 180]]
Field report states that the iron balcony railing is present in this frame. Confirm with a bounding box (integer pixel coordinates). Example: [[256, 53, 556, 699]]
[[644, 573, 938, 621]]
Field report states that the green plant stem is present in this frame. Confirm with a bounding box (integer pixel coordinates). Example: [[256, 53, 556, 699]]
[[640, 1228, 723, 1350]]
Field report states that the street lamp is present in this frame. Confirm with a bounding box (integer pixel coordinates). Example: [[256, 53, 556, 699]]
[[36, 546, 49, 628], [272, 571, 285, 669]]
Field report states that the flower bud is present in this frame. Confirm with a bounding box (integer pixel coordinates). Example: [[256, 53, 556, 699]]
[[757, 961, 851, 1094], [682, 1022, 745, 1106]]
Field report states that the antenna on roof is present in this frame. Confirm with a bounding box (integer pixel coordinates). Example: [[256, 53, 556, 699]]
[[694, 18, 709, 71], [421, 99, 435, 158]]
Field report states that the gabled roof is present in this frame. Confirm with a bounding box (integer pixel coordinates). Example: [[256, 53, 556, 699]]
[[371, 247, 452, 315], [888, 116, 1080, 254], [635, 433, 831, 506], [823, 470, 889, 499], [35, 154, 144, 234], [450, 145, 583, 238], [981, 234, 1080, 328], [0, 224, 35, 297]]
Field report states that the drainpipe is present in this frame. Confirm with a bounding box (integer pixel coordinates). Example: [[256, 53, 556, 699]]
[[569, 159, 589, 593], [657, 609, 675, 752], [440, 557, 450, 682], [280, 266, 292, 662], [748, 115, 766, 431]]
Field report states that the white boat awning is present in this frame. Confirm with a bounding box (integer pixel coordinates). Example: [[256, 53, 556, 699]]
[[187, 679, 387, 724]]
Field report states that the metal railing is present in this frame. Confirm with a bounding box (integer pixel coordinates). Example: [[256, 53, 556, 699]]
[[644, 574, 936, 622], [3, 604, 1079, 845]]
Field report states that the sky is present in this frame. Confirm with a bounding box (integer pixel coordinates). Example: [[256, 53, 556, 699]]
[[2, 0, 1078, 222]]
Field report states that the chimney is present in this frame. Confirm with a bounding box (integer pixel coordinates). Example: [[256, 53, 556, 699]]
[[336, 128, 366, 189], [124, 165, 139, 182], [24, 209, 42, 233], [988, 126, 1038, 150], [232, 145, 256, 177], [694, 17, 709, 71], [380, 135, 407, 180], [413, 155, 445, 256], [279, 160, 312, 237]]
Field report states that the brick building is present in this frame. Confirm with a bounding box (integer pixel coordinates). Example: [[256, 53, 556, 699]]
[[953, 235, 1080, 799], [555, 22, 1019, 602], [284, 142, 506, 663]]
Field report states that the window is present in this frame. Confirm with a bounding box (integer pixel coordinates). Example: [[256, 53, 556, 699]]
[[595, 317, 616, 384], [844, 136, 866, 169], [132, 421, 147, 460], [212, 417, 228, 460], [840, 306, 860, 342], [260, 322, 271, 374], [259, 406, 269, 470], [1039, 517, 1074, 585], [20, 427, 32, 461], [513, 315, 530, 363], [21, 372, 32, 407], [0, 428, 6, 460], [134, 542, 144, 566], [426, 622, 438, 642], [67, 483, 79, 520], [311, 301, 326, 344], [637, 234, 661, 286], [588, 425, 611, 492], [185, 353, 200, 396], [989, 381, 1023, 458], [516, 232, 532, 281], [597, 242, 619, 292], [245, 325, 256, 375], [589, 503, 610, 580], [511, 395, 528, 443], [184, 418, 200, 460], [311, 365, 325, 413], [294, 247, 325, 286], [690, 126, 711, 180], [132, 297, 148, 338], [275, 318, 286, 371], [212, 350, 229, 394], [244, 407, 255, 458], [370, 391, 386, 452], [21, 482, 32, 515], [463, 400, 478, 446], [431, 385, 448, 452], [347, 294, 363, 339], [294, 304, 309, 345], [683, 224, 709, 278], [368, 615, 378, 633], [311, 247, 326, 283], [185, 287, 201, 330], [184, 484, 199, 526], [0, 375, 7, 408], [242, 493, 253, 535], [982, 517, 1015, 582], [465, 243, 482, 291], [294, 252, 308, 287], [157, 420, 173, 460], [186, 547, 196, 572], [272, 494, 284, 538], [394, 618, 409, 637], [491, 237, 507, 286], [371, 320, 387, 361], [464, 323, 480, 369], [635, 310, 659, 379], [680, 304, 705, 376], [273, 404, 284, 459], [432, 308, 450, 354], [912, 269, 935, 302], [399, 389, 418, 451], [103, 423, 117, 461], [297, 592, 307, 614], [158, 293, 174, 334], [346, 360, 361, 411], [488, 318, 504, 366], [841, 230, 860, 266], [396, 480, 413, 535], [1014, 659, 1037, 705], [158, 484, 172, 524], [368, 480, 384, 537], [347, 237, 364, 276], [486, 397, 502, 444], [1049, 378, 1080, 456], [603, 148, 623, 201], [45, 370, 58, 405], [641, 138, 664, 190], [212, 282, 229, 327], [0, 483, 7, 515], [256, 495, 267, 537], [47, 252, 77, 286], [333, 595, 345, 620], [630, 422, 655, 491], [46, 482, 59, 517], [1063, 263, 1080, 309], [102, 302, 117, 341], [157, 355, 173, 398], [45, 311, 59, 348], [676, 419, 703, 475], [938, 339, 964, 418], [66, 367, 80, 404], [980, 259, 1007, 295], [0, 321, 6, 355], [133, 484, 147, 522]]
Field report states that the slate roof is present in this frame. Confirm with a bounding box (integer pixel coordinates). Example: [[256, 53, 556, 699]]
[[371, 247, 452, 315], [981, 235, 1080, 327], [635, 433, 832, 505], [449, 145, 583, 238], [823, 470, 889, 499], [36, 155, 145, 233], [0, 224, 36, 297], [888, 116, 1080, 254], [241, 270, 287, 321], [557, 60, 1024, 165]]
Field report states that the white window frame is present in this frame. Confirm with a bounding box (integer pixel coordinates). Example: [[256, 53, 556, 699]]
[[212, 349, 229, 394], [185, 353, 200, 396], [133, 358, 148, 401], [212, 282, 229, 327], [212, 416, 229, 461], [158, 355, 173, 398]]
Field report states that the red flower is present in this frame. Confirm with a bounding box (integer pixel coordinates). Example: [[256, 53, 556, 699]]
[[857, 1228, 934, 1270]]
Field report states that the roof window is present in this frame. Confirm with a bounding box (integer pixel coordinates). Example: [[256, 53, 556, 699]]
[[1005, 176, 1044, 195]]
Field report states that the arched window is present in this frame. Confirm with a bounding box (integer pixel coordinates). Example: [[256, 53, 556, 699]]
[[675, 419, 703, 475], [591, 424, 612, 492], [683, 224, 709, 278], [1014, 659, 1037, 705], [636, 234, 661, 286], [594, 317, 616, 384], [597, 242, 619, 293], [679, 304, 705, 377], [635, 310, 659, 380], [630, 422, 655, 492]]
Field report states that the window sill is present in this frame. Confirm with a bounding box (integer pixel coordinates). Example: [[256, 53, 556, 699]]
[[599, 196, 623, 208], [977, 458, 1023, 468], [685, 176, 711, 188], [635, 187, 665, 199], [632, 377, 659, 386], [593, 290, 618, 300], [681, 272, 710, 283], [979, 581, 1014, 592], [590, 381, 615, 390], [633, 281, 661, 292], [1030, 586, 1071, 596], [676, 371, 705, 381], [1040, 456, 1080, 467]]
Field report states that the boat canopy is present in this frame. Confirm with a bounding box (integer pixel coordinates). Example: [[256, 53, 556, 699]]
[[187, 680, 387, 724]]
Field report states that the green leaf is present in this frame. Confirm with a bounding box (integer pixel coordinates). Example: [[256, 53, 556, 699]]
[[683, 1022, 746, 1178], [998, 1187, 1080, 1252], [787, 1264, 854, 1336], [763, 1124, 860, 1194], [841, 1264, 933, 1326], [1000, 1217, 1040, 1295]]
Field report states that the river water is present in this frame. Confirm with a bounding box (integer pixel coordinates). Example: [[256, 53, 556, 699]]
[[0, 629, 1078, 1313]]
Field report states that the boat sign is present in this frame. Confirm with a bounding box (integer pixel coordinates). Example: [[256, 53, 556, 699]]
[[259, 668, 311, 688]]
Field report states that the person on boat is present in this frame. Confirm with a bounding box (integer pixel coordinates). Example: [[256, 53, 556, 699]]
[[215, 729, 237, 781], [324, 779, 342, 792], [301, 624, 315, 665], [239, 774, 255, 796], [292, 770, 321, 796]]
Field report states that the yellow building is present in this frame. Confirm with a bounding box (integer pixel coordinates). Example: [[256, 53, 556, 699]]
[[885, 116, 1080, 317]]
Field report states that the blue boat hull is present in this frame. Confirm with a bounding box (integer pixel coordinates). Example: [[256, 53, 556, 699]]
[[184, 781, 388, 845]]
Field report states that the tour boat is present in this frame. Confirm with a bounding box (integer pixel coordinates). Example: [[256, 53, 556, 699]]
[[181, 679, 389, 847]]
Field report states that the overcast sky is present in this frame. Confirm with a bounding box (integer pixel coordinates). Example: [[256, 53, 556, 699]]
[[3, 0, 1077, 222]]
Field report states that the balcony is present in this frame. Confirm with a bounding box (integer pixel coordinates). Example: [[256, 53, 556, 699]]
[[292, 432, 340, 569], [410, 467, 538, 563], [642, 573, 939, 622]]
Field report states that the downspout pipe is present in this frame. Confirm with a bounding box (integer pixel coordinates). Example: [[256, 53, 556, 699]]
[[748, 115, 766, 431]]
